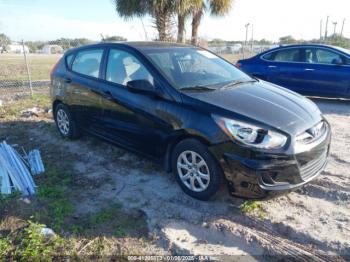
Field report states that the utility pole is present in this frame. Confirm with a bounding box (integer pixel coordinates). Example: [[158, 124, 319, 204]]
[[332, 21, 337, 38], [250, 24, 254, 52], [324, 16, 329, 40], [340, 19, 345, 38], [243, 23, 250, 59], [320, 19, 323, 41]]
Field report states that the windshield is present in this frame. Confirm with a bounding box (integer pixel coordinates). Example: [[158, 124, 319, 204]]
[[144, 47, 252, 90]]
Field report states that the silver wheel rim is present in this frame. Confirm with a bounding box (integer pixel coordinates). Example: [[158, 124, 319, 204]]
[[56, 109, 70, 135], [177, 150, 210, 192]]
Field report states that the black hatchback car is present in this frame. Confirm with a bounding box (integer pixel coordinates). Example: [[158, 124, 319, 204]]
[[50, 42, 331, 200]]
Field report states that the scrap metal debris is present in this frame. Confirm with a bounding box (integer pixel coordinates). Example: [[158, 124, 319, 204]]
[[0, 141, 44, 196], [20, 107, 40, 118], [27, 149, 45, 175]]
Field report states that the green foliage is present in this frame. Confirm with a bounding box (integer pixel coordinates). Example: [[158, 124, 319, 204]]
[[37, 166, 74, 231], [0, 237, 11, 258], [240, 200, 265, 218], [8, 220, 65, 261], [279, 35, 297, 44], [90, 203, 123, 225]]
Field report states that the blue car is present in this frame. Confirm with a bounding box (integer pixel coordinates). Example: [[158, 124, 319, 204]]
[[237, 44, 350, 98]]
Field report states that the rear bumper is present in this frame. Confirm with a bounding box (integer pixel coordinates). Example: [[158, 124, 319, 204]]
[[210, 126, 331, 199]]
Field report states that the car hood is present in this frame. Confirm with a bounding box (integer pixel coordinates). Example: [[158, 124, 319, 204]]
[[184, 81, 322, 135]]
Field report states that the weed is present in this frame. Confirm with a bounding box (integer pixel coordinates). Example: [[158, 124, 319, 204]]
[[10, 220, 66, 261], [240, 200, 265, 218], [114, 225, 126, 237], [90, 203, 123, 225], [0, 237, 11, 258]]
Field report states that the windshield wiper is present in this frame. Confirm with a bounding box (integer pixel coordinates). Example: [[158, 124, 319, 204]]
[[179, 85, 216, 91], [220, 79, 257, 90]]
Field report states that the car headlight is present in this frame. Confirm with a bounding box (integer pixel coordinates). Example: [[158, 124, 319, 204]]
[[213, 115, 287, 149]]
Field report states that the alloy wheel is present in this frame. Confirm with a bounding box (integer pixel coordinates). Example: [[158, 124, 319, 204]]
[[56, 109, 70, 136], [177, 150, 211, 192]]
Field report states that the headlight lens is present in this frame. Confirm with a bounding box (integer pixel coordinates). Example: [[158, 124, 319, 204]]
[[213, 115, 287, 149]]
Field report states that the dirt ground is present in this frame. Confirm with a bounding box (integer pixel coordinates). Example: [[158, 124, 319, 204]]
[[0, 91, 349, 261]]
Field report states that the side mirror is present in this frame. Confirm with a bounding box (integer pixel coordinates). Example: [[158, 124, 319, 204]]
[[126, 79, 156, 95], [332, 57, 343, 65]]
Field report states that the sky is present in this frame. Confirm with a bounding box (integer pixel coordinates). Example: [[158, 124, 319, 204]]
[[0, 0, 349, 42]]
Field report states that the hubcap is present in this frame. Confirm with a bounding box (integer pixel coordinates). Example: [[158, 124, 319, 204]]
[[56, 109, 70, 135], [177, 150, 210, 192]]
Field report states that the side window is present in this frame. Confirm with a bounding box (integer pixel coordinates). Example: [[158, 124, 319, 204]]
[[66, 54, 74, 69], [106, 49, 153, 86], [72, 49, 103, 78], [262, 51, 276, 61], [304, 48, 317, 63], [273, 49, 301, 62], [315, 49, 343, 65]]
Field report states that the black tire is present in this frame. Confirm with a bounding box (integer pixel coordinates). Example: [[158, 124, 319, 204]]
[[54, 103, 81, 139], [171, 138, 223, 200]]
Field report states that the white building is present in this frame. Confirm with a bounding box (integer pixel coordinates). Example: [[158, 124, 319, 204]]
[[41, 44, 63, 54], [8, 43, 29, 54]]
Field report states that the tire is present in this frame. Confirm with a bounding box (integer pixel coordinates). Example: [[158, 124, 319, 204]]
[[54, 103, 81, 139], [171, 138, 223, 200]]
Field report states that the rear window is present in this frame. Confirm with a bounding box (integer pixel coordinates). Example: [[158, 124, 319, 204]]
[[72, 49, 104, 78]]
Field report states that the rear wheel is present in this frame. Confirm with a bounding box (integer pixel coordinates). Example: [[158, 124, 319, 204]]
[[171, 139, 223, 200], [54, 103, 80, 139]]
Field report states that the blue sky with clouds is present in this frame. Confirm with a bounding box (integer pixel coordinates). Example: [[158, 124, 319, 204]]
[[0, 0, 349, 42]]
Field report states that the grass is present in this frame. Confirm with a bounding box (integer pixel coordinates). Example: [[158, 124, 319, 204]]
[[0, 94, 151, 258], [0, 54, 61, 81], [0, 93, 51, 119], [240, 200, 266, 218]]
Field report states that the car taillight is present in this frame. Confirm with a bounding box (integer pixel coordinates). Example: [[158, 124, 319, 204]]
[[235, 63, 242, 68]]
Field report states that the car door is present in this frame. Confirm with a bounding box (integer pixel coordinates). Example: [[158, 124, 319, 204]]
[[98, 47, 170, 157], [262, 48, 305, 92], [67, 48, 105, 130], [298, 47, 350, 97]]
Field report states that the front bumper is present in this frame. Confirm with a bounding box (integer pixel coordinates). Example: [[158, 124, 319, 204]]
[[210, 124, 331, 199]]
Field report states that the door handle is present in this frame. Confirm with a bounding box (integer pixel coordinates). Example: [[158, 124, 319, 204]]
[[268, 65, 277, 68], [63, 77, 72, 83], [305, 68, 315, 71]]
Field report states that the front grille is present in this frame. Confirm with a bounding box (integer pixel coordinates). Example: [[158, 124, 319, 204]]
[[300, 149, 327, 181]]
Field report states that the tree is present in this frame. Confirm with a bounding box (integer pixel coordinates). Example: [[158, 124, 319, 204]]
[[114, 0, 176, 41], [103, 35, 127, 42], [279, 35, 297, 45], [191, 0, 233, 45], [175, 0, 202, 43], [0, 33, 11, 53]]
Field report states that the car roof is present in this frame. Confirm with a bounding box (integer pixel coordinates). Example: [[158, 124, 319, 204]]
[[66, 41, 193, 54], [261, 43, 344, 54]]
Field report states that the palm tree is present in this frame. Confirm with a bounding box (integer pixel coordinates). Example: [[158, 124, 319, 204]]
[[175, 0, 202, 43], [191, 0, 233, 45], [114, 0, 175, 41]]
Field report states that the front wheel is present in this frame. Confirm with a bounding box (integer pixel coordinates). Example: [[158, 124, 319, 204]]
[[171, 139, 223, 200]]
